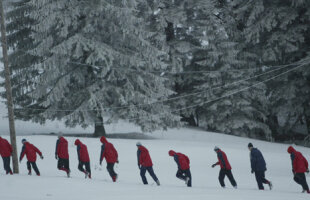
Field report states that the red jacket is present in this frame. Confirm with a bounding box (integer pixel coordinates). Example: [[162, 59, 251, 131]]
[[100, 136, 118, 163], [0, 137, 12, 157], [137, 146, 153, 167], [74, 139, 90, 162], [169, 150, 190, 170], [20, 142, 42, 162], [56, 137, 69, 159], [215, 149, 232, 170], [288, 146, 308, 173]]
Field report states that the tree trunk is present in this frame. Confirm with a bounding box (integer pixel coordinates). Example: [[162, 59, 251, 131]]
[[0, 0, 19, 173], [93, 116, 106, 137], [195, 110, 199, 127], [305, 114, 310, 136], [180, 114, 197, 127]]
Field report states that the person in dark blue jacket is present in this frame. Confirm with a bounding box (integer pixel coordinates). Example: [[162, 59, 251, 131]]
[[248, 143, 272, 190]]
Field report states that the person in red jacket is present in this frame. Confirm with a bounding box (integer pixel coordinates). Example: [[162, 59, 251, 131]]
[[287, 146, 310, 193], [0, 136, 13, 174], [100, 136, 118, 182], [19, 139, 43, 176], [136, 142, 160, 186], [211, 146, 237, 188], [55, 135, 70, 177], [169, 150, 191, 187], [74, 139, 91, 179]]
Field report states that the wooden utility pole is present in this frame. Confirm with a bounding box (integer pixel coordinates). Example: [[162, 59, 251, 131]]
[[0, 0, 19, 173]]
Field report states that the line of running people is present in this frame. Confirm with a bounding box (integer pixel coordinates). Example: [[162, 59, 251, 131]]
[[0, 136, 309, 193]]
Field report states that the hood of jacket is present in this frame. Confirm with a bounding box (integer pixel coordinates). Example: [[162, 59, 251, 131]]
[[100, 136, 108, 144], [169, 150, 176, 156], [287, 146, 296, 154], [74, 139, 82, 146], [59, 137, 67, 143]]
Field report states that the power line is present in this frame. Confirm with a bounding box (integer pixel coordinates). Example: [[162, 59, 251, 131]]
[[12, 48, 307, 75], [91, 61, 309, 124], [171, 61, 308, 113], [14, 57, 309, 112], [68, 60, 299, 75]]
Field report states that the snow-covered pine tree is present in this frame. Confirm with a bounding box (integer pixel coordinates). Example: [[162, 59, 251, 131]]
[[12, 0, 179, 135], [231, 0, 310, 141], [1, 0, 45, 123], [157, 0, 272, 140]]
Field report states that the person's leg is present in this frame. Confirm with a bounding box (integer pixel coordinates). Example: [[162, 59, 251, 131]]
[[3, 157, 12, 174], [294, 173, 302, 184], [57, 158, 65, 170], [176, 169, 186, 181], [106, 163, 117, 181], [27, 161, 31, 174], [85, 162, 91, 178], [296, 173, 309, 191], [110, 163, 117, 181], [107, 163, 116, 176], [218, 169, 226, 187], [2, 157, 5, 172], [146, 167, 159, 182], [260, 171, 272, 189], [85, 162, 91, 174], [111, 163, 117, 177], [78, 162, 85, 173], [185, 169, 192, 187], [140, 166, 148, 184], [31, 162, 40, 175], [64, 159, 70, 172], [261, 171, 270, 184], [2, 157, 7, 173], [1, 157, 4, 170], [255, 171, 264, 190], [7, 157, 12, 174], [226, 170, 237, 187]]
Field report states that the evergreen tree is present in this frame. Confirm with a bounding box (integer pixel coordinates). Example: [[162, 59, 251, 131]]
[[158, 0, 272, 140], [5, 0, 179, 135], [1, 0, 44, 123], [230, 0, 310, 140], [3, 0, 310, 142]]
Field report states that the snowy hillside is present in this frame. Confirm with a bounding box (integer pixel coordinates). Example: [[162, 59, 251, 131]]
[[0, 128, 309, 200]]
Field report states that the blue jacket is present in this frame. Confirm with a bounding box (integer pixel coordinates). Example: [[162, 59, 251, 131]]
[[250, 148, 266, 172]]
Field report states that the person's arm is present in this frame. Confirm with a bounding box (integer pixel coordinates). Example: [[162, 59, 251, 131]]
[[114, 145, 118, 162], [174, 155, 181, 169], [77, 145, 81, 162], [218, 152, 226, 169], [250, 150, 256, 172], [100, 144, 105, 164], [289, 153, 295, 173], [33, 145, 43, 157], [8, 142, 13, 155], [212, 162, 220, 167], [55, 139, 59, 157], [186, 155, 190, 165], [115, 149, 118, 161], [19, 145, 26, 161], [303, 155, 309, 170], [137, 149, 141, 168]]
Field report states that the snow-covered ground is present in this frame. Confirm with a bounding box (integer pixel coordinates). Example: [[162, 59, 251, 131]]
[[0, 128, 309, 200]]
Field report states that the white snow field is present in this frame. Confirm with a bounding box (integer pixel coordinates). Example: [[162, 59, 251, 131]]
[[0, 128, 309, 200]]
